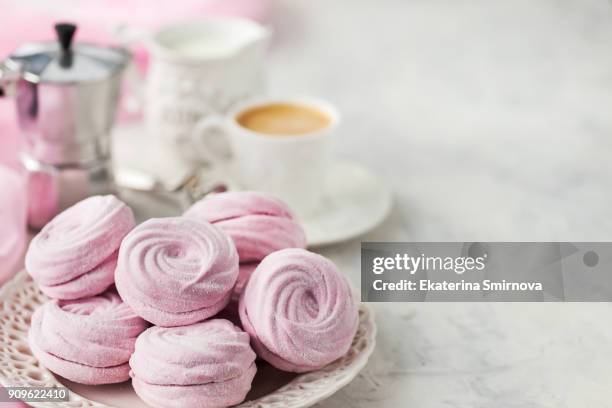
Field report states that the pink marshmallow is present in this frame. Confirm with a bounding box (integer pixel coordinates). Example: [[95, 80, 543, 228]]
[[130, 319, 256, 408], [184, 192, 307, 263], [239, 248, 359, 373], [29, 339, 131, 385], [25, 195, 135, 299], [214, 263, 259, 329], [28, 290, 148, 384], [37, 253, 118, 300], [115, 217, 238, 327], [234, 262, 258, 301]]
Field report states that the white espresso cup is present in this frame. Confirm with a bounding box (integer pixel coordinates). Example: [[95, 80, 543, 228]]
[[193, 96, 339, 217]]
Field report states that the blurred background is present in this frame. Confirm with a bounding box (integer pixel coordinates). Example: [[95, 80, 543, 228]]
[[1, 0, 611, 241]]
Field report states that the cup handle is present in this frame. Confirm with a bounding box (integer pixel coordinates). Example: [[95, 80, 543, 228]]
[[190, 115, 233, 168]]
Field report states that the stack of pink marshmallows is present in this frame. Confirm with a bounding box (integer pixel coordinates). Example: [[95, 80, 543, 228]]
[[25, 192, 359, 408]]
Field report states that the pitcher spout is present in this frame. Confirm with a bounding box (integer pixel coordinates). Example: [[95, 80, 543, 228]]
[[247, 24, 272, 51], [148, 18, 271, 61]]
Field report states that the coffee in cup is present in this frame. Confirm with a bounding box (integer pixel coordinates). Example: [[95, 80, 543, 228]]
[[191, 97, 339, 217], [236, 103, 332, 136]]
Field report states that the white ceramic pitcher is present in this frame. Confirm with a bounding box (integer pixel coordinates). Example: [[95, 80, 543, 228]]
[[137, 18, 271, 162]]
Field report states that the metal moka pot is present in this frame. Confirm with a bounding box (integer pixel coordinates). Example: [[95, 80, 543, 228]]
[[0, 23, 131, 228]]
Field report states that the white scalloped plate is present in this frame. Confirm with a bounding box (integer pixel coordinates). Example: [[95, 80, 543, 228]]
[[0, 271, 376, 408]]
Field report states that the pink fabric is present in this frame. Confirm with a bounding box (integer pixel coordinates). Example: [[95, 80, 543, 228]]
[[28, 290, 148, 384], [0, 166, 26, 285], [25, 170, 59, 230], [0, 101, 20, 168], [239, 248, 359, 373], [130, 319, 256, 408], [115, 217, 238, 327]]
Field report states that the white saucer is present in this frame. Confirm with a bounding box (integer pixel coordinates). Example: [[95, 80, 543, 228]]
[[301, 161, 392, 247]]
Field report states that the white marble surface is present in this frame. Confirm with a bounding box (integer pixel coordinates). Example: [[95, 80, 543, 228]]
[[263, 1, 612, 407]]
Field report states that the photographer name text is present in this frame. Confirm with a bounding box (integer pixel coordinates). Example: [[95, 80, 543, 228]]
[[371, 254, 542, 292]]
